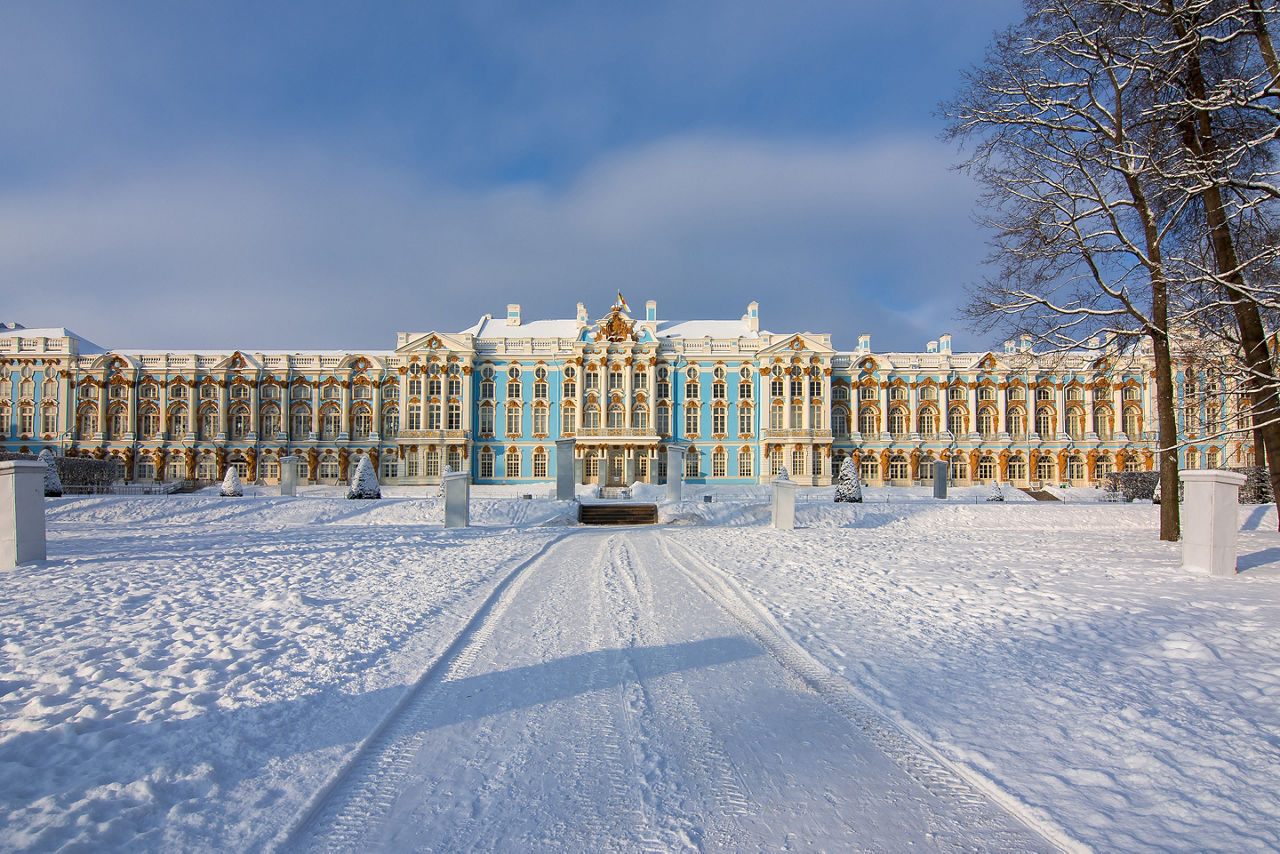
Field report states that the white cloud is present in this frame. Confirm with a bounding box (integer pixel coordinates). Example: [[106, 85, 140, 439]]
[[1, 133, 989, 352]]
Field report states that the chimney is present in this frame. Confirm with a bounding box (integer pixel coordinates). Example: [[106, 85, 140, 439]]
[[745, 301, 759, 332], [645, 299, 657, 323], [576, 302, 588, 324], [506, 304, 521, 326], [927, 340, 938, 354], [857, 334, 871, 353], [1004, 339, 1016, 354], [939, 333, 952, 353], [1019, 334, 1032, 352]]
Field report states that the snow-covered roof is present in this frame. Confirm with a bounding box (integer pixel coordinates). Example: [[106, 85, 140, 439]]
[[655, 320, 761, 339], [0, 325, 105, 354], [462, 316, 585, 339]]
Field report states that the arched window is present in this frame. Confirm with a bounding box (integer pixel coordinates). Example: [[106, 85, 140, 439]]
[[889, 407, 908, 438], [977, 455, 997, 481], [1036, 407, 1054, 437], [950, 455, 968, 481], [138, 404, 160, 439], [382, 406, 400, 438], [1095, 455, 1114, 479], [1066, 406, 1085, 440], [609, 402, 626, 429], [888, 454, 909, 480], [353, 405, 373, 439], [107, 403, 128, 439], [918, 407, 937, 438], [168, 404, 188, 437], [230, 403, 251, 438], [320, 404, 341, 439], [859, 408, 878, 436], [1067, 454, 1086, 480], [1036, 454, 1055, 482], [77, 403, 99, 438], [1006, 406, 1026, 439], [1007, 454, 1027, 481], [919, 456, 935, 481], [977, 406, 997, 438], [860, 455, 879, 483], [290, 404, 311, 440], [198, 404, 217, 441], [1093, 406, 1114, 441], [633, 404, 649, 431], [261, 404, 281, 437], [319, 454, 340, 481], [947, 407, 966, 436], [583, 402, 601, 430], [1123, 406, 1141, 437], [832, 406, 849, 438]]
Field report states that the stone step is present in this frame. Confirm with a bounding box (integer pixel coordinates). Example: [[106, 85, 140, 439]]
[[1018, 487, 1061, 501], [578, 503, 658, 525]]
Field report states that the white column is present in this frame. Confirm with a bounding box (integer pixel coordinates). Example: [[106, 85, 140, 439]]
[[0, 460, 46, 567], [1180, 469, 1247, 576]]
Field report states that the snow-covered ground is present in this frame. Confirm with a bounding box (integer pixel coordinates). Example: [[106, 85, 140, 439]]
[[1, 487, 1278, 851]]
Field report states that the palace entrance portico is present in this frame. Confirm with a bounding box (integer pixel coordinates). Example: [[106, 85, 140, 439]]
[[576, 433, 662, 485]]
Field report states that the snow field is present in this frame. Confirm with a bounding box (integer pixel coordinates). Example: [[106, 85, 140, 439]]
[[0, 489, 1277, 852]]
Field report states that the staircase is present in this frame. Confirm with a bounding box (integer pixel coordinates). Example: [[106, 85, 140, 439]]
[[579, 503, 658, 525], [1018, 487, 1061, 501]]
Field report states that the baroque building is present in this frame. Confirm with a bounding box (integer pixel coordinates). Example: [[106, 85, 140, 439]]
[[0, 302, 1253, 489]]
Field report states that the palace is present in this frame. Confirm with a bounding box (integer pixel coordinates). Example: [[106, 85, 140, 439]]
[[0, 300, 1254, 489]]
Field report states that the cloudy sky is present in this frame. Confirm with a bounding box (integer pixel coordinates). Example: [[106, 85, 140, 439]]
[[1, 1, 1024, 353]]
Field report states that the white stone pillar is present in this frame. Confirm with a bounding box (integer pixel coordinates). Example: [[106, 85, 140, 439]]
[[666, 443, 687, 501], [772, 470, 797, 530], [278, 454, 299, 497], [933, 459, 949, 499], [1180, 469, 1247, 576], [1, 460, 46, 567], [443, 469, 470, 528], [555, 437, 576, 501]]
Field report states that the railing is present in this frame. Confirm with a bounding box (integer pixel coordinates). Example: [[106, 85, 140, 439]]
[[62, 481, 189, 496], [395, 429, 470, 440], [575, 427, 661, 440], [763, 429, 833, 439]]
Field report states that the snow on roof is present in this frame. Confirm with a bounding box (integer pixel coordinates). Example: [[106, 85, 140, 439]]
[[462, 316, 584, 339], [655, 319, 760, 339], [0, 326, 105, 353]]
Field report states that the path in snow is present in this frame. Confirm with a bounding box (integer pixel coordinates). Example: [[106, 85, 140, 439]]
[[286, 529, 1057, 853]]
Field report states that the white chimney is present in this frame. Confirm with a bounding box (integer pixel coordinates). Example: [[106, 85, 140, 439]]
[[506, 304, 521, 326]]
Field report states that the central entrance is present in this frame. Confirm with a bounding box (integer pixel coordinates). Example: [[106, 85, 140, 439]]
[[606, 448, 626, 486]]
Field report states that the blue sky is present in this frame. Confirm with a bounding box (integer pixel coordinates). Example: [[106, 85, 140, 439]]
[[1, 1, 1024, 352]]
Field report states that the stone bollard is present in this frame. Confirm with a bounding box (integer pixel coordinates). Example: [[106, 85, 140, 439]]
[[772, 469, 798, 530], [555, 438, 576, 501], [1, 460, 47, 568], [279, 455, 299, 497], [933, 459, 949, 499], [1179, 469, 1247, 576], [666, 444, 687, 503], [443, 470, 470, 529]]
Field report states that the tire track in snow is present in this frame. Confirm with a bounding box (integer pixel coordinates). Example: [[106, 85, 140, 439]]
[[273, 532, 571, 854], [657, 535, 1083, 854]]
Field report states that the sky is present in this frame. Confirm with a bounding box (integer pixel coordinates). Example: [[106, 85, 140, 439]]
[[1, 1, 1027, 354]]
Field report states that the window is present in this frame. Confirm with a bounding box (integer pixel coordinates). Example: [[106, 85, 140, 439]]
[[382, 408, 400, 437], [950, 456, 968, 481], [445, 401, 462, 431], [533, 448, 548, 478], [353, 407, 373, 438], [562, 404, 576, 435], [322, 384, 340, 400], [321, 406, 341, 439], [139, 383, 158, 400], [609, 368, 625, 391], [1124, 456, 1142, 472], [77, 405, 99, 437], [425, 449, 440, 477], [790, 379, 803, 399], [812, 450, 823, 477], [656, 404, 669, 435], [686, 380, 700, 400], [1206, 448, 1221, 468], [230, 384, 249, 400], [712, 381, 726, 400], [506, 374, 522, 400], [293, 383, 312, 400], [833, 385, 849, 402], [771, 402, 785, 431], [685, 404, 700, 435], [947, 407, 966, 436], [739, 381, 753, 400], [534, 371, 548, 400], [1094, 407, 1113, 441], [860, 385, 877, 401], [977, 406, 996, 438], [1186, 447, 1200, 468], [889, 407, 908, 437], [562, 375, 576, 399], [948, 386, 965, 401], [1036, 386, 1053, 402], [889, 454, 910, 480], [712, 448, 727, 478], [860, 408, 878, 436], [860, 456, 879, 483], [585, 369, 601, 391], [919, 456, 935, 481], [832, 407, 848, 438], [1036, 455, 1055, 482], [319, 455, 340, 481], [291, 405, 311, 440], [917, 407, 937, 438], [977, 386, 995, 402], [448, 376, 461, 398], [1066, 386, 1084, 402], [584, 402, 601, 429], [608, 402, 626, 429], [261, 406, 281, 436], [406, 452, 420, 478], [772, 378, 786, 399], [585, 453, 599, 479], [1007, 386, 1025, 402], [1066, 407, 1085, 440], [382, 457, 399, 479], [1007, 455, 1027, 481], [1123, 386, 1141, 401], [738, 405, 753, 437], [478, 404, 494, 437], [481, 378, 496, 400], [506, 449, 521, 478], [479, 448, 494, 479], [427, 376, 442, 399], [633, 405, 649, 431], [230, 405, 251, 438], [919, 385, 937, 401], [196, 456, 217, 481], [769, 446, 783, 477], [712, 407, 726, 435], [685, 448, 700, 478], [19, 405, 34, 436], [506, 405, 522, 436], [1067, 455, 1085, 480], [533, 405, 549, 435], [110, 383, 127, 400], [1007, 407, 1026, 439], [977, 455, 997, 481], [809, 402, 823, 430], [261, 384, 280, 401], [738, 450, 753, 478], [42, 406, 57, 434], [382, 383, 398, 401], [1036, 407, 1054, 437], [1123, 407, 1141, 437]]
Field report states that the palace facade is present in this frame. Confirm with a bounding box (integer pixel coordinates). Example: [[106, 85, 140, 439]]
[[0, 301, 1254, 489]]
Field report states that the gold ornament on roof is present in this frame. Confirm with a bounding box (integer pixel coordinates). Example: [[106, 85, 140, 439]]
[[594, 305, 637, 343]]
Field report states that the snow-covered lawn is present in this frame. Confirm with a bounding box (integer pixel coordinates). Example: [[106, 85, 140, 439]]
[[1, 488, 1278, 851]]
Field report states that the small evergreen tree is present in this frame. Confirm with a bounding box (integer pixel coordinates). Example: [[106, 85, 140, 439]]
[[834, 458, 862, 503], [220, 468, 243, 497], [1152, 477, 1161, 505], [987, 480, 1004, 502], [38, 449, 62, 497], [347, 455, 381, 499]]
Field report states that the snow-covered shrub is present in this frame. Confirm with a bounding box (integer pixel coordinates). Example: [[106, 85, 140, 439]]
[[834, 458, 862, 503], [347, 455, 381, 499], [1151, 477, 1161, 505], [220, 468, 243, 497], [1105, 471, 1159, 502], [38, 448, 62, 497], [1233, 466, 1274, 505], [987, 481, 1004, 502], [0, 452, 115, 489]]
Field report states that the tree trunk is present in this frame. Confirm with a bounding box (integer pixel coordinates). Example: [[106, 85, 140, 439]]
[[1167, 1, 1280, 529]]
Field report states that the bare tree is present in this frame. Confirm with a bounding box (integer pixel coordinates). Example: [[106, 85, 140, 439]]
[[944, 1, 1187, 539]]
